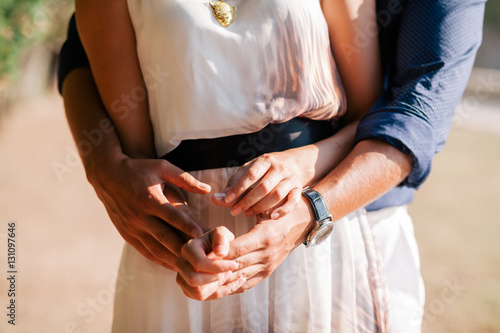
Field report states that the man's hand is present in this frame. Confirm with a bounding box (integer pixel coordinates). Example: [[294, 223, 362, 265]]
[[175, 227, 244, 300], [175, 197, 315, 299], [91, 156, 212, 270], [224, 196, 314, 293], [62, 68, 213, 271]]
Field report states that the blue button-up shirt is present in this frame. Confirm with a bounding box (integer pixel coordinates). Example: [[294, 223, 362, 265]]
[[358, 0, 485, 210], [58, 0, 485, 211]]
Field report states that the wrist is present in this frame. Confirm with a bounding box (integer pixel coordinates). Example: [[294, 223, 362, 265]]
[[85, 143, 128, 186], [301, 187, 335, 247], [282, 146, 317, 187], [292, 196, 317, 248]]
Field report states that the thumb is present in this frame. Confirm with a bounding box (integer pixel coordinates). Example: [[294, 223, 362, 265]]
[[159, 160, 211, 194], [209, 226, 235, 257], [226, 164, 248, 189]]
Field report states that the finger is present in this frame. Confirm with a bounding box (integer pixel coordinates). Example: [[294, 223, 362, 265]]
[[232, 272, 267, 295], [154, 202, 204, 238], [242, 178, 295, 217], [176, 268, 238, 300], [162, 184, 210, 233], [175, 204, 211, 234], [104, 211, 175, 270], [210, 192, 233, 207], [176, 257, 226, 287], [209, 226, 235, 257], [270, 187, 302, 220], [176, 271, 219, 300], [224, 158, 270, 204], [212, 162, 256, 207], [146, 217, 185, 256], [182, 237, 239, 274], [225, 225, 266, 260], [158, 160, 211, 194], [137, 183, 205, 238], [231, 172, 282, 217], [221, 255, 265, 285], [162, 183, 188, 204], [220, 264, 265, 295], [127, 237, 171, 269], [205, 277, 247, 300], [134, 234, 179, 270], [227, 249, 266, 273], [225, 163, 249, 189]]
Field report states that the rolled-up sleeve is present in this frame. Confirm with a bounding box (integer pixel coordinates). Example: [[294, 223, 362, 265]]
[[355, 0, 485, 188]]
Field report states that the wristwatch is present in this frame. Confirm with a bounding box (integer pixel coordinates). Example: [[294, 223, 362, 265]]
[[301, 187, 334, 247]]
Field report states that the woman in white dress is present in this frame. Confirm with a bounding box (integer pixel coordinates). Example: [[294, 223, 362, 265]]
[[75, 0, 416, 331]]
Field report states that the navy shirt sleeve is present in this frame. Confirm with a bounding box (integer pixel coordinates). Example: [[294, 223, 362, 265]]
[[357, 0, 485, 189], [57, 14, 89, 94]]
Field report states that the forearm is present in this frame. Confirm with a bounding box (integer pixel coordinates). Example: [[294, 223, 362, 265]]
[[314, 139, 412, 221], [75, 0, 156, 159], [358, 0, 485, 189], [305, 121, 359, 186], [62, 67, 210, 266], [322, 0, 382, 119], [283, 120, 359, 188], [62, 67, 126, 184]]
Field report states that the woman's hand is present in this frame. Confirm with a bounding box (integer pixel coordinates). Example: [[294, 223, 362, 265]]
[[175, 227, 245, 300], [211, 150, 315, 220], [222, 196, 315, 294], [210, 121, 360, 220], [176, 197, 315, 300]]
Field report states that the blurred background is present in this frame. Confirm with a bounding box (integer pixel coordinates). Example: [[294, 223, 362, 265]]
[[0, 1, 499, 332]]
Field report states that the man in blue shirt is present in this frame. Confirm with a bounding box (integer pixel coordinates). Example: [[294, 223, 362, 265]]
[[59, 0, 484, 330]]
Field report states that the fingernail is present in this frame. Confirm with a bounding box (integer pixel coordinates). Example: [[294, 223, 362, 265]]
[[231, 207, 242, 216], [236, 277, 246, 287], [219, 271, 230, 284], [228, 261, 239, 271], [225, 191, 236, 203], [271, 212, 280, 220], [223, 271, 232, 282], [212, 193, 226, 201], [199, 182, 211, 192], [191, 228, 202, 238]]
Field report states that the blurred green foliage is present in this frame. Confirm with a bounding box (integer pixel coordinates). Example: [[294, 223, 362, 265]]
[[0, 0, 73, 82], [484, 0, 500, 29], [1, 0, 44, 81]]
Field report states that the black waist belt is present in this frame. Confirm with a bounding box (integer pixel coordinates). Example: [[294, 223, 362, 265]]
[[161, 117, 337, 171]]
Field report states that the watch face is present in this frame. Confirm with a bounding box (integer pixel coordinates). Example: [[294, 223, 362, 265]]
[[310, 221, 334, 247]]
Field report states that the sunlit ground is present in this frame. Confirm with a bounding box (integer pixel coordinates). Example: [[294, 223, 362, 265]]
[[410, 127, 500, 332], [0, 87, 499, 332]]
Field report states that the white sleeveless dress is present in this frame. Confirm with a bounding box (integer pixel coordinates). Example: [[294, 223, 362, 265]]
[[112, 0, 391, 332]]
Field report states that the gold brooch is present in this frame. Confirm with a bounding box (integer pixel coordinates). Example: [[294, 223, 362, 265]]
[[209, 0, 236, 27]]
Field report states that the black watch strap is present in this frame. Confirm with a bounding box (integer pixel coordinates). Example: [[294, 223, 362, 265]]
[[301, 188, 331, 223]]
